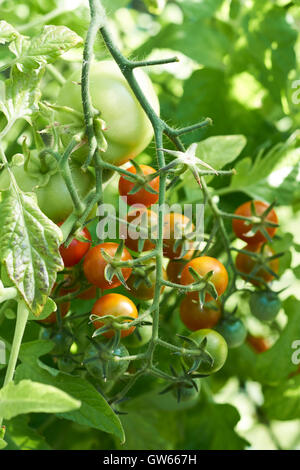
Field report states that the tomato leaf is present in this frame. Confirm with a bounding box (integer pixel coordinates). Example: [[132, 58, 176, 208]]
[[0, 379, 81, 419], [0, 20, 19, 44], [0, 190, 63, 316], [262, 375, 300, 421]]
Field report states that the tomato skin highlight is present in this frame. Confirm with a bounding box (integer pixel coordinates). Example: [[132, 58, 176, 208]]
[[180, 296, 221, 331], [163, 213, 195, 260], [235, 243, 279, 285], [249, 290, 281, 322], [57, 60, 160, 166], [232, 200, 278, 244], [215, 317, 247, 348], [59, 225, 91, 267], [92, 293, 138, 338], [83, 242, 132, 290], [124, 208, 158, 253], [119, 164, 159, 207], [180, 256, 228, 301], [184, 329, 228, 374]]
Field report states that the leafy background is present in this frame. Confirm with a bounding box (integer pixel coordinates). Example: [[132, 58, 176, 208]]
[[0, 0, 300, 450]]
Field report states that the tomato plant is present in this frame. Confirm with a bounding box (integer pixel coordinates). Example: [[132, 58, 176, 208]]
[[83, 242, 132, 289], [119, 164, 159, 207], [91, 293, 138, 338], [0, 0, 298, 452]]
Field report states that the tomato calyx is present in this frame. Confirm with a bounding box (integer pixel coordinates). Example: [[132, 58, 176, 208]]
[[176, 333, 214, 374], [183, 267, 219, 306], [100, 241, 133, 289], [160, 365, 201, 403], [122, 160, 159, 198]]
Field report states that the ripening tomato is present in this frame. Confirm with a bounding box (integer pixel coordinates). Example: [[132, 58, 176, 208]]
[[124, 207, 158, 253], [180, 256, 228, 301], [119, 164, 159, 207], [56, 60, 160, 166], [247, 334, 270, 353], [232, 201, 278, 244], [163, 213, 195, 259], [184, 329, 228, 374], [83, 242, 132, 289], [92, 293, 138, 338], [166, 255, 193, 284], [180, 296, 221, 331], [58, 224, 91, 267], [235, 243, 279, 286]]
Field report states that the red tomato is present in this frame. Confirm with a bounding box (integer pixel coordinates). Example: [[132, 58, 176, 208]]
[[83, 242, 132, 289], [235, 243, 279, 285], [123, 207, 158, 253], [232, 201, 278, 244], [180, 296, 221, 331], [247, 334, 270, 353], [166, 254, 193, 284], [58, 224, 91, 268], [92, 293, 138, 338], [119, 164, 159, 207], [163, 213, 195, 259], [180, 256, 228, 301]]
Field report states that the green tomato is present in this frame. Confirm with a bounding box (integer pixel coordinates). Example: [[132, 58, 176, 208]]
[[215, 317, 247, 349], [51, 329, 73, 356], [171, 379, 201, 403], [250, 290, 281, 322], [0, 151, 95, 223], [57, 356, 77, 373], [122, 315, 153, 348], [84, 341, 130, 382], [184, 329, 228, 375], [56, 60, 160, 166]]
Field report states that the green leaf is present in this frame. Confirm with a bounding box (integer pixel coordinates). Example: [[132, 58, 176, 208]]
[[19, 340, 54, 365], [196, 135, 246, 171], [0, 439, 7, 449], [0, 66, 42, 125], [27, 297, 57, 321], [0, 20, 19, 44], [15, 363, 125, 441], [0, 380, 81, 419], [8, 25, 83, 72], [5, 416, 51, 450], [263, 375, 300, 421], [0, 190, 63, 316]]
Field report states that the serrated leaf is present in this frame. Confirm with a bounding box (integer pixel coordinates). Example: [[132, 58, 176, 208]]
[[0, 20, 19, 44], [7, 25, 83, 72], [0, 189, 63, 316], [15, 363, 125, 441], [0, 67, 42, 124], [0, 380, 81, 419]]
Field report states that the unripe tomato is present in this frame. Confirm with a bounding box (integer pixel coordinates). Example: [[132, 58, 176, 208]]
[[235, 243, 279, 285], [171, 379, 201, 403], [127, 265, 167, 300], [232, 200, 278, 244], [51, 328, 73, 355], [184, 329, 228, 374], [249, 290, 281, 322], [0, 151, 95, 223], [180, 296, 221, 331], [92, 293, 138, 338], [59, 224, 91, 267], [247, 334, 270, 353], [180, 256, 228, 301], [163, 213, 195, 259], [119, 164, 159, 207], [215, 317, 247, 348], [84, 341, 130, 381], [56, 61, 160, 166], [122, 315, 153, 348], [124, 207, 158, 253], [57, 356, 77, 373], [83, 242, 132, 290]]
